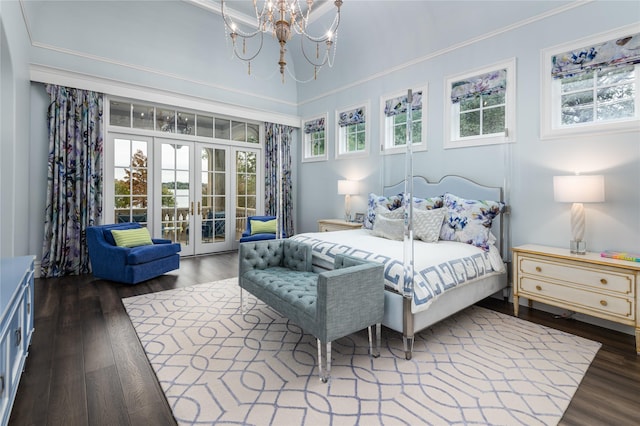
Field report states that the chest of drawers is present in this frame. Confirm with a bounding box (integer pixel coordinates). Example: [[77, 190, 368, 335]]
[[1, 256, 35, 425], [512, 245, 639, 354]]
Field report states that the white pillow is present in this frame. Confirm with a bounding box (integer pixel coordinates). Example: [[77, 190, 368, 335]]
[[413, 208, 445, 243], [376, 204, 404, 220], [371, 215, 404, 241]]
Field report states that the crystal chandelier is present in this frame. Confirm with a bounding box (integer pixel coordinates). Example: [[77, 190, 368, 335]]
[[220, 0, 343, 82]]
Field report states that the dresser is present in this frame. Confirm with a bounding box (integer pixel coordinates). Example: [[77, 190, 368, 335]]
[[317, 219, 362, 232], [512, 244, 639, 354], [1, 256, 35, 425]]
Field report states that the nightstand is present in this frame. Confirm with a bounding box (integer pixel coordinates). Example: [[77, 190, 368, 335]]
[[512, 244, 640, 354], [317, 219, 362, 232]]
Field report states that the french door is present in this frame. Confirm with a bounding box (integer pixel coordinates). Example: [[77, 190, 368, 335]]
[[108, 133, 261, 256]]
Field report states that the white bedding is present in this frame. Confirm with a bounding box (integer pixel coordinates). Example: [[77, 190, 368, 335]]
[[290, 229, 505, 314]]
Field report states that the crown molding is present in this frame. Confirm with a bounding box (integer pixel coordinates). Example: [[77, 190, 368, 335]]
[[30, 64, 301, 127]]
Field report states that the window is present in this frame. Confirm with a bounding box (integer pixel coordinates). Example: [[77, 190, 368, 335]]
[[336, 103, 368, 159], [302, 114, 328, 162], [380, 87, 426, 155], [445, 59, 515, 149], [109, 100, 260, 143], [541, 26, 640, 139]]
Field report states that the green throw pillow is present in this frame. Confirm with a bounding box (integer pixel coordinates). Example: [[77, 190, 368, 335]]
[[250, 219, 277, 235], [111, 227, 153, 248]]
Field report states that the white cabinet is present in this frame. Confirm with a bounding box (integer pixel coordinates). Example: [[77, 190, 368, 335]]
[[0, 256, 35, 425], [512, 245, 639, 354]]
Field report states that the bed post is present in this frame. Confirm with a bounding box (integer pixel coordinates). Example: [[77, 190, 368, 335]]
[[402, 296, 414, 360]]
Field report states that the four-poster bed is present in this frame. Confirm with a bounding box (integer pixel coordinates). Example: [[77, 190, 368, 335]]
[[291, 175, 509, 359]]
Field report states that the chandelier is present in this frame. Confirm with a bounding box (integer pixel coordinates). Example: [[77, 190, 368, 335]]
[[220, 0, 343, 82]]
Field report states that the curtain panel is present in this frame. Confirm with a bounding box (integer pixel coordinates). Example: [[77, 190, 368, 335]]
[[551, 33, 640, 79], [450, 70, 506, 104], [338, 107, 366, 127], [303, 117, 325, 134], [264, 123, 294, 237], [41, 85, 103, 278], [384, 91, 423, 117]]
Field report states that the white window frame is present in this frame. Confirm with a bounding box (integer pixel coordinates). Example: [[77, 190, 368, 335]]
[[301, 113, 328, 163], [445, 58, 516, 149], [335, 102, 369, 159], [380, 85, 428, 156], [541, 23, 640, 139]]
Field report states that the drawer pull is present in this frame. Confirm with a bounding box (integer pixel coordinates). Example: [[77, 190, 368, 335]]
[[535, 266, 542, 273], [15, 327, 22, 347], [600, 300, 608, 307], [600, 278, 608, 285], [535, 285, 542, 291]]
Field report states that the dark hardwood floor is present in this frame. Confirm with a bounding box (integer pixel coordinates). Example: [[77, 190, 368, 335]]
[[10, 252, 640, 425]]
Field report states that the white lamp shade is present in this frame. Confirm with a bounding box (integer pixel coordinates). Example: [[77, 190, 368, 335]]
[[337, 179, 358, 195], [553, 175, 605, 203]]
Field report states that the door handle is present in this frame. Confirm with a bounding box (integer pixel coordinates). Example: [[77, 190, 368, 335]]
[[198, 201, 201, 216], [190, 202, 194, 216]]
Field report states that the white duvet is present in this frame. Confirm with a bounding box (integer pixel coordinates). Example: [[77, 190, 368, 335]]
[[291, 229, 505, 314]]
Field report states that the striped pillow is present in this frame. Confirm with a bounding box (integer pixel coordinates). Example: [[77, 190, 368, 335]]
[[111, 227, 153, 248]]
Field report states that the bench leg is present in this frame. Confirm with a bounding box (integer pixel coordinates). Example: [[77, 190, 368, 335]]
[[317, 339, 331, 383], [240, 288, 249, 314], [368, 324, 381, 358]]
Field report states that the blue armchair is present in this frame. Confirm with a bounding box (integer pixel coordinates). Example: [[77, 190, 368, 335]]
[[239, 215, 287, 243], [86, 223, 181, 284]]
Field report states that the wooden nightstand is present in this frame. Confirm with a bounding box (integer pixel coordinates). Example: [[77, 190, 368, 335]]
[[512, 244, 640, 354], [317, 219, 362, 232]]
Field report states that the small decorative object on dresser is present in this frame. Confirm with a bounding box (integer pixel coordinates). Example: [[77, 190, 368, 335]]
[[354, 212, 365, 223], [318, 219, 363, 232], [512, 244, 640, 354]]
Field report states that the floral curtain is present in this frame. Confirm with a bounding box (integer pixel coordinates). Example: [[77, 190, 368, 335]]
[[41, 85, 103, 278], [384, 91, 423, 116], [303, 116, 325, 134], [265, 122, 294, 237], [450, 70, 506, 104], [551, 33, 640, 79], [338, 106, 366, 127]]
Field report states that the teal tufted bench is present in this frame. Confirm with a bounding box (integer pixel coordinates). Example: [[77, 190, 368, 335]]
[[239, 239, 385, 382]]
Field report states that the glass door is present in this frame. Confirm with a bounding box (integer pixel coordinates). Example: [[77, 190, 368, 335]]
[[158, 141, 193, 255], [196, 145, 232, 253], [156, 140, 233, 255]]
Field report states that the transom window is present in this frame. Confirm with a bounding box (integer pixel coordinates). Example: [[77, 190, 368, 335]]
[[445, 59, 515, 149], [381, 88, 426, 155], [541, 27, 640, 139], [109, 100, 260, 143], [336, 104, 368, 159], [302, 114, 328, 162]]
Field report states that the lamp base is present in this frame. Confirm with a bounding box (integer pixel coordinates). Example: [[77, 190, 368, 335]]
[[570, 240, 586, 255]]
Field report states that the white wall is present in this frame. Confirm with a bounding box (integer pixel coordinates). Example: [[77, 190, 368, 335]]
[[1, 1, 33, 258], [295, 1, 640, 261]]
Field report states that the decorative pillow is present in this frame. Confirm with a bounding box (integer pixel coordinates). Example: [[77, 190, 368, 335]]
[[439, 193, 505, 250], [413, 208, 446, 243], [412, 196, 444, 211], [376, 204, 404, 220], [371, 215, 404, 241], [250, 219, 277, 235], [111, 227, 153, 248], [364, 193, 403, 229]]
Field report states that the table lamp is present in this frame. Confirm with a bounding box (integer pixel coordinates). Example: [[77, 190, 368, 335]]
[[337, 180, 358, 222], [553, 174, 605, 254]]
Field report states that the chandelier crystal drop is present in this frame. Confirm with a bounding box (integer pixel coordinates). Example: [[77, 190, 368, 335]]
[[221, 0, 343, 82]]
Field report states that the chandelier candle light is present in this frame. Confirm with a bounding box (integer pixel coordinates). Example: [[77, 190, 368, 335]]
[[553, 174, 605, 254], [221, 0, 343, 82]]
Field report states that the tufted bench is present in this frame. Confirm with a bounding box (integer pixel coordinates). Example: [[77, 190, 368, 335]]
[[239, 239, 385, 382]]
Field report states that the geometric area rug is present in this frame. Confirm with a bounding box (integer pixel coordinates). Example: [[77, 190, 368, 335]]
[[122, 278, 601, 426]]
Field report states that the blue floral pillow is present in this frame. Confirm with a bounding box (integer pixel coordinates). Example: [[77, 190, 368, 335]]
[[439, 193, 505, 250], [412, 196, 444, 211], [365, 193, 403, 229]]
